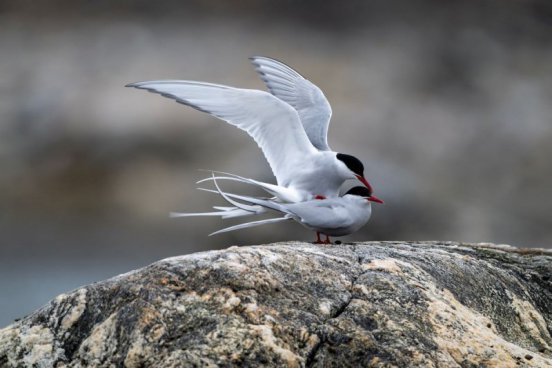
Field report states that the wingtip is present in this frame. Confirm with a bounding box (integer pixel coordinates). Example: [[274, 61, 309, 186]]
[[126, 81, 163, 89], [249, 55, 273, 66], [249, 56, 262, 68], [250, 55, 273, 61], [125, 82, 145, 88]]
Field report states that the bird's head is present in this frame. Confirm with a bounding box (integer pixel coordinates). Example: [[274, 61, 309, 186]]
[[337, 153, 384, 204], [345, 186, 384, 204]]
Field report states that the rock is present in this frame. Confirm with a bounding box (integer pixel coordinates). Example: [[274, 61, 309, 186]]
[[1, 241, 551, 367]]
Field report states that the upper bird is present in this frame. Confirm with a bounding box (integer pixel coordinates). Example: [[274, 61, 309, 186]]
[[127, 56, 383, 203]]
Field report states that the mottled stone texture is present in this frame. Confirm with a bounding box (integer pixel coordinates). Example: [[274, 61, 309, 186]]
[[1, 242, 551, 368]]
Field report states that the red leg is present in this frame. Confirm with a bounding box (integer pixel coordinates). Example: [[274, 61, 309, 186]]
[[313, 197, 326, 244], [324, 235, 331, 244], [313, 232, 323, 244]]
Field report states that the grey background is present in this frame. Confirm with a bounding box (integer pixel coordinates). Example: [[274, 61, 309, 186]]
[[1, 0, 551, 327]]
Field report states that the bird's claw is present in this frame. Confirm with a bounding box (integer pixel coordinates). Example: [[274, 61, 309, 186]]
[[313, 232, 332, 245]]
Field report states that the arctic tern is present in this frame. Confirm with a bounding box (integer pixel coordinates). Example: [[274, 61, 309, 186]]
[[171, 177, 374, 244], [127, 56, 382, 203]]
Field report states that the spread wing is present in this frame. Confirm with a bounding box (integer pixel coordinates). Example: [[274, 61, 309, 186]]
[[127, 80, 318, 186], [250, 56, 333, 151]]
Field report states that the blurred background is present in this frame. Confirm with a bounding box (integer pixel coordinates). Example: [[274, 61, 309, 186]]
[[1, 0, 551, 326]]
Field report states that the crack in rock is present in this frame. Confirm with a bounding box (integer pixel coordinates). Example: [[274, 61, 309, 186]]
[[305, 246, 364, 367]]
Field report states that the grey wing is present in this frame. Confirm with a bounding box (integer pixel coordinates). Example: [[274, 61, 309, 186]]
[[250, 56, 333, 151], [285, 200, 354, 229], [127, 81, 318, 186]]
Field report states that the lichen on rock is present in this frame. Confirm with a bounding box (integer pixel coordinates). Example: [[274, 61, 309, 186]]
[[0, 241, 551, 367]]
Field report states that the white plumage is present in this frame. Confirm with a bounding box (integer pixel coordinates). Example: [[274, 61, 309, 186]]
[[128, 56, 383, 241], [172, 176, 372, 238], [127, 56, 378, 202]]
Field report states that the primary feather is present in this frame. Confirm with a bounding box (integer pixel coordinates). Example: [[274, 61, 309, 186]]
[[250, 56, 333, 151]]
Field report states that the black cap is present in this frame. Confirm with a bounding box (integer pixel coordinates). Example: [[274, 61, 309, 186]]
[[345, 186, 372, 197], [336, 153, 364, 177]]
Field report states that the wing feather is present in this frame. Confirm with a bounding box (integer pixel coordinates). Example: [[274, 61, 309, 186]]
[[286, 200, 354, 229], [127, 80, 318, 186], [250, 56, 333, 151]]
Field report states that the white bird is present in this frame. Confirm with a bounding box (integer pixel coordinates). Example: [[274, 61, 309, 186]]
[[172, 177, 374, 244], [126, 56, 383, 203]]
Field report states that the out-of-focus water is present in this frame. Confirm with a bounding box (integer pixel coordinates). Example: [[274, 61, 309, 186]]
[[1, 0, 551, 327]]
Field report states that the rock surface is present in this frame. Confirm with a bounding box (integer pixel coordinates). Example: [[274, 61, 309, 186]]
[[1, 241, 551, 367]]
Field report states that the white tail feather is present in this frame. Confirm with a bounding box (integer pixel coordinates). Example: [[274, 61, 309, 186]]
[[210, 216, 291, 236], [170, 211, 224, 217], [170, 207, 258, 220], [210, 176, 263, 213], [197, 170, 302, 202], [198, 186, 287, 214]]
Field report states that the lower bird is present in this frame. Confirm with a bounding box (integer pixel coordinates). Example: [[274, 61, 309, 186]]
[[171, 176, 376, 244]]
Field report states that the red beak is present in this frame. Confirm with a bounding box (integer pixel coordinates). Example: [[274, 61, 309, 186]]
[[356, 175, 384, 204], [355, 175, 373, 193], [367, 196, 384, 204]]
